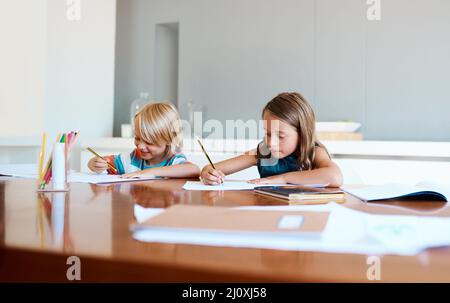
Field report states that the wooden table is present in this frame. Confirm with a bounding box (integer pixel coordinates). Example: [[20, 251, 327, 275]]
[[1, 178, 449, 282]]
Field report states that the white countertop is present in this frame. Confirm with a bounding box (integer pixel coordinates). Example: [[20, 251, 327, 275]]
[[2, 136, 450, 160], [77, 137, 450, 160], [0, 136, 450, 161], [0, 136, 41, 147]]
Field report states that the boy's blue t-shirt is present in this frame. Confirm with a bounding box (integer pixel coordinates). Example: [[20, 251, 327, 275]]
[[105, 149, 187, 175]]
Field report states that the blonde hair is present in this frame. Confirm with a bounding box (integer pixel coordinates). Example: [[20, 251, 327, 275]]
[[134, 102, 183, 153], [262, 92, 325, 171]]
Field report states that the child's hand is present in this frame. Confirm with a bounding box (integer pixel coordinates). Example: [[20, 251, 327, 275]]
[[88, 157, 109, 174], [121, 169, 157, 179], [200, 166, 225, 185], [248, 175, 286, 185], [121, 171, 144, 179]]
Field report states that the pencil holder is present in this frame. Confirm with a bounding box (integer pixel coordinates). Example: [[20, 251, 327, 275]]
[[37, 142, 70, 192]]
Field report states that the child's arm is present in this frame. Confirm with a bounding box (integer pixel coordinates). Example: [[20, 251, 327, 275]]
[[122, 162, 200, 179], [200, 150, 258, 185], [249, 147, 344, 187]]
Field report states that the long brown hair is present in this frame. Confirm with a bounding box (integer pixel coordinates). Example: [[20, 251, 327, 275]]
[[262, 92, 322, 170]]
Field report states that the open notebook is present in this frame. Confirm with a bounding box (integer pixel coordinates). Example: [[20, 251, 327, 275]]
[[344, 182, 450, 202]]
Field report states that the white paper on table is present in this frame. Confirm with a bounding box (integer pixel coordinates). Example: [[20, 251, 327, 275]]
[[0, 163, 38, 179], [239, 203, 450, 254], [182, 181, 327, 191], [0, 164, 162, 184], [132, 202, 450, 256], [68, 172, 162, 184], [134, 204, 165, 223], [366, 214, 450, 255]]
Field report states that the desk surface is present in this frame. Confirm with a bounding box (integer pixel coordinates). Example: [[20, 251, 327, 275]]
[[1, 178, 450, 282]]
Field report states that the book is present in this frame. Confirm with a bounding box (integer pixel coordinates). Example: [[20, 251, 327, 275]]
[[133, 204, 330, 237], [344, 182, 450, 202], [254, 186, 346, 204]]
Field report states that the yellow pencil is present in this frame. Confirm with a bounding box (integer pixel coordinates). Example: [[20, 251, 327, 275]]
[[86, 147, 118, 173], [195, 136, 216, 170], [38, 132, 46, 183]]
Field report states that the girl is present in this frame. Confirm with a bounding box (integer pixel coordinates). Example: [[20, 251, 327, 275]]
[[200, 92, 343, 187], [88, 102, 200, 178]]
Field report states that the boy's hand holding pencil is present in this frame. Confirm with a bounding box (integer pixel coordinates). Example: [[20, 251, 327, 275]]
[[86, 147, 118, 174], [88, 157, 111, 174]]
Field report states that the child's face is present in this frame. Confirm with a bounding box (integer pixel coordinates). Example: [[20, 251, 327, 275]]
[[263, 111, 299, 159], [134, 123, 168, 161]]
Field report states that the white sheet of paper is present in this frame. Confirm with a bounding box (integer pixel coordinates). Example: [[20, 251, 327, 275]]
[[365, 214, 450, 255], [134, 204, 165, 223], [132, 202, 450, 256], [182, 181, 327, 191], [0, 163, 38, 179], [0, 165, 161, 184], [68, 172, 161, 184]]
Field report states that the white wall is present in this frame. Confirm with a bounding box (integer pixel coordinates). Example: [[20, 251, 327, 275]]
[[155, 23, 179, 106], [0, 0, 116, 139], [0, 0, 117, 166], [44, 0, 116, 139], [0, 0, 47, 136]]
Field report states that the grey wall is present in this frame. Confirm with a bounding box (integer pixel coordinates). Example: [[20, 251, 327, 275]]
[[114, 0, 450, 141], [155, 23, 179, 106]]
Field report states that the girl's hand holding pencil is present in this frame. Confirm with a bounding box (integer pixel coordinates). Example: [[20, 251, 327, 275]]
[[200, 166, 225, 185], [196, 135, 224, 185]]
